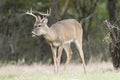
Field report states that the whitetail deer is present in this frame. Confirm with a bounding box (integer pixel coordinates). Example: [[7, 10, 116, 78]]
[[26, 9, 86, 73]]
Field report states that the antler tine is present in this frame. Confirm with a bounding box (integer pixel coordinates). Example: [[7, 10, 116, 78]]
[[38, 8, 51, 17], [26, 9, 37, 20]]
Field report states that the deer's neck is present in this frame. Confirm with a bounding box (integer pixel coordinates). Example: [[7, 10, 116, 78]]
[[44, 28, 58, 44]]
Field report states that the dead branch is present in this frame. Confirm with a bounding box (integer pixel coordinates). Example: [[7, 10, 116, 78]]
[[103, 20, 120, 70]]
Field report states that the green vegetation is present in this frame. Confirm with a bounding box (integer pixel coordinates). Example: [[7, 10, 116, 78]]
[[0, 63, 119, 80], [0, 0, 120, 65], [0, 71, 120, 80], [0, 0, 120, 79]]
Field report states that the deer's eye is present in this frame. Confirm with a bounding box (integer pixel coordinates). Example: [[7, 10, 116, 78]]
[[38, 25, 41, 27]]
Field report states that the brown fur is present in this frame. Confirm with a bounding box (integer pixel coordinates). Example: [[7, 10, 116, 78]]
[[32, 19, 86, 73]]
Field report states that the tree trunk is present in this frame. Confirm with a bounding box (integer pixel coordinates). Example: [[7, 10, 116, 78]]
[[49, 0, 60, 25], [109, 28, 120, 70], [104, 20, 120, 70], [107, 0, 118, 23], [107, 0, 120, 70]]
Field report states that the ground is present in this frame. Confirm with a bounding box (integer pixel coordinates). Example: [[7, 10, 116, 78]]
[[0, 62, 120, 80]]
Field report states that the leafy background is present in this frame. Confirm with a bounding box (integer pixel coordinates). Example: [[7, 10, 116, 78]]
[[0, 0, 119, 65]]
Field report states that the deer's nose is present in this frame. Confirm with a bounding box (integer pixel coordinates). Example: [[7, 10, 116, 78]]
[[32, 31, 35, 34]]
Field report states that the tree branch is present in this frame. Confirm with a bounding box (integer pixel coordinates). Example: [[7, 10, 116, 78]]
[[60, 0, 70, 19]]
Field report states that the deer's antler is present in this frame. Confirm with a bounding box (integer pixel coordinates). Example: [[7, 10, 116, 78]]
[[26, 8, 38, 21], [37, 8, 51, 17]]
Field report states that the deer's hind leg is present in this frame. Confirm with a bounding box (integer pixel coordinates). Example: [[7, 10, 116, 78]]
[[74, 40, 86, 73]]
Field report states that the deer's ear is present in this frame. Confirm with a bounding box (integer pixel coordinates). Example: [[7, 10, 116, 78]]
[[43, 18, 48, 24], [38, 16, 41, 20], [41, 18, 48, 24]]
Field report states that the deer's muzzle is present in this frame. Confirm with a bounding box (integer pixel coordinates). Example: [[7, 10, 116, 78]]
[[32, 31, 36, 37]]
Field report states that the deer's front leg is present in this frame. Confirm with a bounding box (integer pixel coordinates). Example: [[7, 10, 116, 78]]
[[51, 46, 57, 73], [64, 43, 73, 70], [57, 43, 64, 70]]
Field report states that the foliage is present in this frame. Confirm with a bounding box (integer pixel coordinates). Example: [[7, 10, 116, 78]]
[[0, 0, 120, 64]]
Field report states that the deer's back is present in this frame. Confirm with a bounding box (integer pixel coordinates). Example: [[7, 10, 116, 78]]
[[50, 19, 83, 41]]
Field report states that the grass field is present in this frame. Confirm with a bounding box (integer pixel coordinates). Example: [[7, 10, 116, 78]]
[[0, 62, 119, 80]]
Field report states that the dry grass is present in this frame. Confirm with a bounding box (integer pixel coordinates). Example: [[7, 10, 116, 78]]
[[0, 62, 119, 80], [0, 62, 113, 74]]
